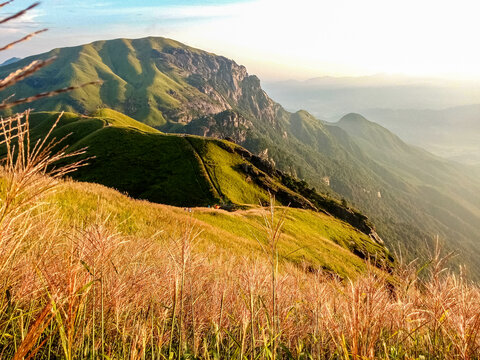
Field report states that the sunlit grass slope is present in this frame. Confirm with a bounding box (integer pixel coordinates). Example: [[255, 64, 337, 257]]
[[25, 109, 392, 272], [28, 110, 276, 207], [52, 179, 390, 279], [27, 110, 388, 246]]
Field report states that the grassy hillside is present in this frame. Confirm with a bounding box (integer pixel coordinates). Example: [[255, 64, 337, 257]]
[[3, 36, 480, 276], [29, 109, 293, 207], [336, 113, 480, 260], [0, 38, 225, 127], [27, 110, 388, 256], [52, 179, 390, 279], [0, 138, 476, 359], [29, 111, 219, 206]]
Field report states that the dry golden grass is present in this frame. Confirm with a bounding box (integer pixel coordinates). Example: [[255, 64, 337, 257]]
[[0, 112, 476, 359], [2, 203, 480, 359], [1, 4, 479, 359], [0, 112, 477, 359]]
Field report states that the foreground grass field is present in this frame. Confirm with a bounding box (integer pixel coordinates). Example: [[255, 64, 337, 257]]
[[2, 5, 478, 357], [3, 177, 480, 359], [0, 113, 479, 359]]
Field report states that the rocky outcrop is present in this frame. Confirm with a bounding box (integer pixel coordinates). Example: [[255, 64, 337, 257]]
[[157, 48, 248, 102], [185, 110, 253, 143], [154, 46, 284, 128]]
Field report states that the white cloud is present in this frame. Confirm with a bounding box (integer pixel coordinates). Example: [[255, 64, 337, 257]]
[[83, 2, 254, 21], [0, 8, 45, 32]]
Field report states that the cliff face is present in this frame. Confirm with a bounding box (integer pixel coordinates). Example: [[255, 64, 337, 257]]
[[184, 110, 253, 143], [157, 46, 283, 128]]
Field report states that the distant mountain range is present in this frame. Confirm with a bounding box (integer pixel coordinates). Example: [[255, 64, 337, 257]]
[[264, 75, 480, 119], [1, 37, 480, 275], [264, 75, 480, 165]]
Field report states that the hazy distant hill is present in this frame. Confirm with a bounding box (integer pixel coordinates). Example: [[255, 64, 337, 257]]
[[0, 57, 20, 67], [2, 37, 480, 274], [264, 75, 480, 165], [361, 105, 480, 165]]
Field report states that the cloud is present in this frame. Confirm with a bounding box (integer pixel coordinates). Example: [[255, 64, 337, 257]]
[[0, 9, 47, 52], [0, 8, 45, 32], [82, 1, 255, 22]]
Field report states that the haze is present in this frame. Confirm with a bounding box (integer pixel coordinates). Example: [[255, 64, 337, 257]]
[[2, 0, 480, 81]]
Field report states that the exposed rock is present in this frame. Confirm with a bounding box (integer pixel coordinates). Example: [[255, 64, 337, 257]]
[[185, 110, 253, 144], [369, 230, 384, 245], [153, 47, 283, 128], [322, 177, 330, 186]]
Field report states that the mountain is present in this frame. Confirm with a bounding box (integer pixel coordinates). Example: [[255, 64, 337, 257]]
[[335, 113, 480, 253], [28, 109, 390, 260], [263, 76, 480, 165], [2, 37, 480, 275], [361, 105, 480, 165], [0, 57, 21, 67]]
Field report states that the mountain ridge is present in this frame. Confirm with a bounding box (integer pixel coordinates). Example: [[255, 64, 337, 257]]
[[2, 36, 480, 275], [28, 109, 389, 253], [361, 105, 480, 165]]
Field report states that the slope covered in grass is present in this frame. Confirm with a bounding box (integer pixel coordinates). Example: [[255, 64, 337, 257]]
[[29, 110, 281, 207], [29, 111, 217, 206], [51, 178, 391, 279], [28, 110, 384, 247], [0, 38, 221, 127], [0, 158, 472, 359], [4, 37, 480, 275], [336, 113, 480, 256]]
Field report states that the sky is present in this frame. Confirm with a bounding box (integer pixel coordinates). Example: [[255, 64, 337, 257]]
[[1, 0, 480, 81]]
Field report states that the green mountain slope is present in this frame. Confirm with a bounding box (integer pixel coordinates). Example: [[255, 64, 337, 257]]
[[0, 38, 232, 127], [2, 37, 480, 274], [28, 109, 391, 265], [29, 110, 275, 207], [336, 113, 480, 261], [49, 180, 391, 279]]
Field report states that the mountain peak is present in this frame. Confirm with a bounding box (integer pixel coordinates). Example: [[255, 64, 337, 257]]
[[336, 113, 415, 155], [338, 113, 371, 124], [0, 57, 21, 67]]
